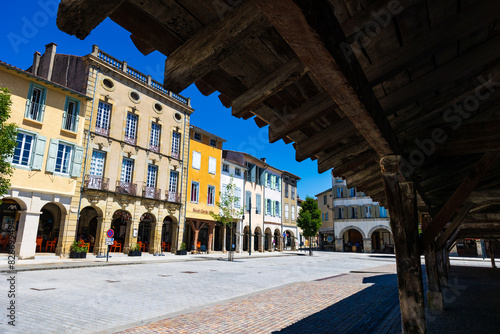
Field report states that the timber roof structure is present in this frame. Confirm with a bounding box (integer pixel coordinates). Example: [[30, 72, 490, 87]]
[[56, 0, 500, 251]]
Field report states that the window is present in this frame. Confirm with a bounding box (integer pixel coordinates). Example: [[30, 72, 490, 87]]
[[194, 132, 202, 141], [169, 171, 179, 193], [336, 179, 343, 183], [285, 184, 289, 198], [171, 132, 181, 158], [365, 206, 372, 218], [209, 138, 217, 147], [325, 212, 328, 221], [380, 206, 388, 218], [274, 176, 280, 190], [235, 187, 242, 208], [45, 139, 83, 177], [245, 191, 251, 212], [266, 173, 271, 187], [208, 157, 217, 174], [337, 187, 344, 198], [321, 213, 324, 221], [150, 122, 161, 152], [291, 188, 295, 200], [96, 101, 111, 136], [291, 205, 295, 221], [12, 132, 34, 166], [120, 158, 134, 182], [351, 207, 357, 219], [124, 113, 138, 145], [350, 188, 357, 197], [253, 193, 260, 214], [285, 204, 289, 219], [192, 151, 201, 170], [146, 165, 158, 188], [54, 143, 73, 174], [207, 185, 215, 206], [338, 207, 344, 219], [222, 163, 229, 173], [246, 163, 255, 181], [323, 194, 327, 205], [235, 167, 241, 176], [25, 83, 46, 122], [89, 150, 105, 176], [266, 199, 272, 215], [62, 98, 79, 132], [275, 201, 281, 217], [191, 181, 199, 203]]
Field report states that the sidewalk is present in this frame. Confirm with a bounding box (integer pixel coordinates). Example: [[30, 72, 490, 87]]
[[0, 250, 304, 272]]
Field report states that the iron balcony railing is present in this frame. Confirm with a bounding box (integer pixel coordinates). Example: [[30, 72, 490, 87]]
[[143, 186, 161, 200], [95, 126, 109, 137], [25, 100, 45, 122], [171, 150, 180, 159], [83, 175, 109, 191], [124, 135, 137, 145], [62, 112, 78, 132], [149, 144, 160, 153], [115, 180, 137, 196], [166, 191, 181, 203]]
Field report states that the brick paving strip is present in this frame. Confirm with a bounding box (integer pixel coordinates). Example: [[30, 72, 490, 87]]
[[117, 265, 401, 334]]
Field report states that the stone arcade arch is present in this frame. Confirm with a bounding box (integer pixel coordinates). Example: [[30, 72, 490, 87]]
[[264, 227, 272, 251], [254, 226, 262, 252], [369, 226, 394, 253], [39, 202, 67, 255], [0, 197, 26, 256], [338, 226, 366, 252]]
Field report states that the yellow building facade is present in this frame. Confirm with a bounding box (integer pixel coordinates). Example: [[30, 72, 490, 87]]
[[184, 126, 225, 252], [0, 55, 89, 259]]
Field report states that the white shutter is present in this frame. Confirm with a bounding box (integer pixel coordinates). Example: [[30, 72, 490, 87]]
[[70, 145, 84, 177], [208, 157, 216, 174], [192, 151, 201, 169], [31, 135, 46, 170], [45, 139, 58, 172]]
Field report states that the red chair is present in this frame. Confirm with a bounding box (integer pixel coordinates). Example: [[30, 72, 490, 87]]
[[110, 240, 122, 252], [46, 238, 57, 252], [36, 237, 43, 252], [137, 241, 144, 252], [161, 242, 170, 252]]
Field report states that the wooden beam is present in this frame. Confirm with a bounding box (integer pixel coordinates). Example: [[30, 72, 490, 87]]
[[328, 150, 377, 176], [424, 242, 444, 310], [420, 150, 500, 251], [318, 141, 372, 174], [468, 213, 500, 222], [380, 34, 500, 113], [164, 1, 271, 93], [435, 203, 474, 250], [231, 58, 309, 117], [252, 0, 395, 157], [380, 155, 426, 334], [294, 118, 355, 162], [56, 0, 125, 39], [366, 0, 500, 85], [268, 92, 335, 143]]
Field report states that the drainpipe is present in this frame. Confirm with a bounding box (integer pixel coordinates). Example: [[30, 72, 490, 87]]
[[180, 122, 191, 251]]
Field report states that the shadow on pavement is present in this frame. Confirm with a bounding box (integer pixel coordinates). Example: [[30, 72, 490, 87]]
[[272, 274, 401, 334]]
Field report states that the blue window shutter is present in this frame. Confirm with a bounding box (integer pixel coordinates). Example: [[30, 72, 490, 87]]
[[250, 165, 256, 182], [246, 191, 251, 212], [39, 87, 47, 122], [272, 201, 276, 216], [256, 194, 261, 214], [265, 198, 268, 214], [45, 139, 58, 172], [265, 172, 269, 187], [278, 177, 281, 191], [71, 145, 84, 177], [31, 135, 47, 170]]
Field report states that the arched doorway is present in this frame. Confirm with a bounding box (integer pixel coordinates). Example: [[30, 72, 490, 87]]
[[254, 226, 262, 252], [138, 213, 155, 251], [285, 230, 295, 250], [77, 207, 98, 243], [0, 199, 22, 253], [264, 228, 272, 251], [38, 203, 64, 253], [162, 216, 178, 252], [243, 225, 249, 251], [274, 229, 281, 251], [370, 228, 394, 253], [111, 210, 131, 247], [342, 228, 364, 252]]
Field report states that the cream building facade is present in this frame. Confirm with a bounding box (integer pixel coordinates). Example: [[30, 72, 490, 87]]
[[281, 171, 300, 250]]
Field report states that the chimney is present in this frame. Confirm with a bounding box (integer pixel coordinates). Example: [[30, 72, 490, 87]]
[[260, 158, 266, 163], [38, 42, 57, 81], [32, 52, 41, 75]]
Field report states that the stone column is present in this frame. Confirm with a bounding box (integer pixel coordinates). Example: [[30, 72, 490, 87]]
[[15, 211, 41, 260], [207, 223, 214, 252], [222, 225, 227, 252], [363, 238, 372, 253], [335, 238, 343, 252], [235, 232, 242, 253], [250, 233, 255, 253], [291, 237, 296, 251], [278, 236, 283, 252], [123, 219, 136, 253], [93, 216, 107, 255], [149, 222, 162, 254]]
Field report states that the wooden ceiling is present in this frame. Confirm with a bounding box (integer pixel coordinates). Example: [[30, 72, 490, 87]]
[[57, 0, 500, 249]]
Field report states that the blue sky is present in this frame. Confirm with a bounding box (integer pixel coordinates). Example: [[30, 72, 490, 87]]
[[0, 1, 332, 198]]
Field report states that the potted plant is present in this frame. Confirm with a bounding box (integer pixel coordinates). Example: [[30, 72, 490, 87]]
[[176, 242, 187, 255], [128, 243, 142, 256], [69, 240, 87, 259]]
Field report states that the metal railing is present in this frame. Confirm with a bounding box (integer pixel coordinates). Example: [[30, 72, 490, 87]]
[[62, 112, 78, 132], [171, 150, 180, 159], [83, 175, 109, 191], [143, 186, 161, 199], [115, 180, 137, 196], [95, 126, 109, 137], [25, 100, 45, 122], [149, 144, 160, 153], [165, 191, 181, 203], [124, 135, 137, 145]]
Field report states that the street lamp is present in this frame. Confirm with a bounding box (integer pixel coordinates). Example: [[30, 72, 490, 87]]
[[248, 198, 252, 256]]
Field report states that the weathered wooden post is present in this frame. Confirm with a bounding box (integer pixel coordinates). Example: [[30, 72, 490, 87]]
[[381, 155, 426, 334], [490, 240, 497, 268], [424, 242, 444, 310]]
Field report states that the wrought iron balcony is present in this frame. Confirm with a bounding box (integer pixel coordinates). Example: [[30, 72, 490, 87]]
[[165, 191, 181, 203], [149, 144, 160, 153], [124, 135, 137, 145], [143, 186, 161, 199], [171, 150, 180, 159], [115, 180, 137, 196], [95, 126, 109, 136], [83, 175, 109, 191], [25, 100, 45, 122]]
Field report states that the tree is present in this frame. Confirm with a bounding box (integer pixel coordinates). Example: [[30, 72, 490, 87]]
[[297, 196, 322, 256], [210, 176, 244, 260], [0, 88, 17, 196]]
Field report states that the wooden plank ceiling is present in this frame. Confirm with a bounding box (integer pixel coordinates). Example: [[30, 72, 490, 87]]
[[57, 0, 500, 248]]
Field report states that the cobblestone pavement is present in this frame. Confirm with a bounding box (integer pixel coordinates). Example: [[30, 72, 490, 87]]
[[120, 266, 401, 334]]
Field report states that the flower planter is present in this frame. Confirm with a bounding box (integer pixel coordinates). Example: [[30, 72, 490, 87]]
[[69, 251, 87, 259], [176, 250, 187, 255], [128, 250, 142, 256]]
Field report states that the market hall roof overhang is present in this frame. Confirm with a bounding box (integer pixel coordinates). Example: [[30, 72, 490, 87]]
[[57, 0, 500, 251]]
